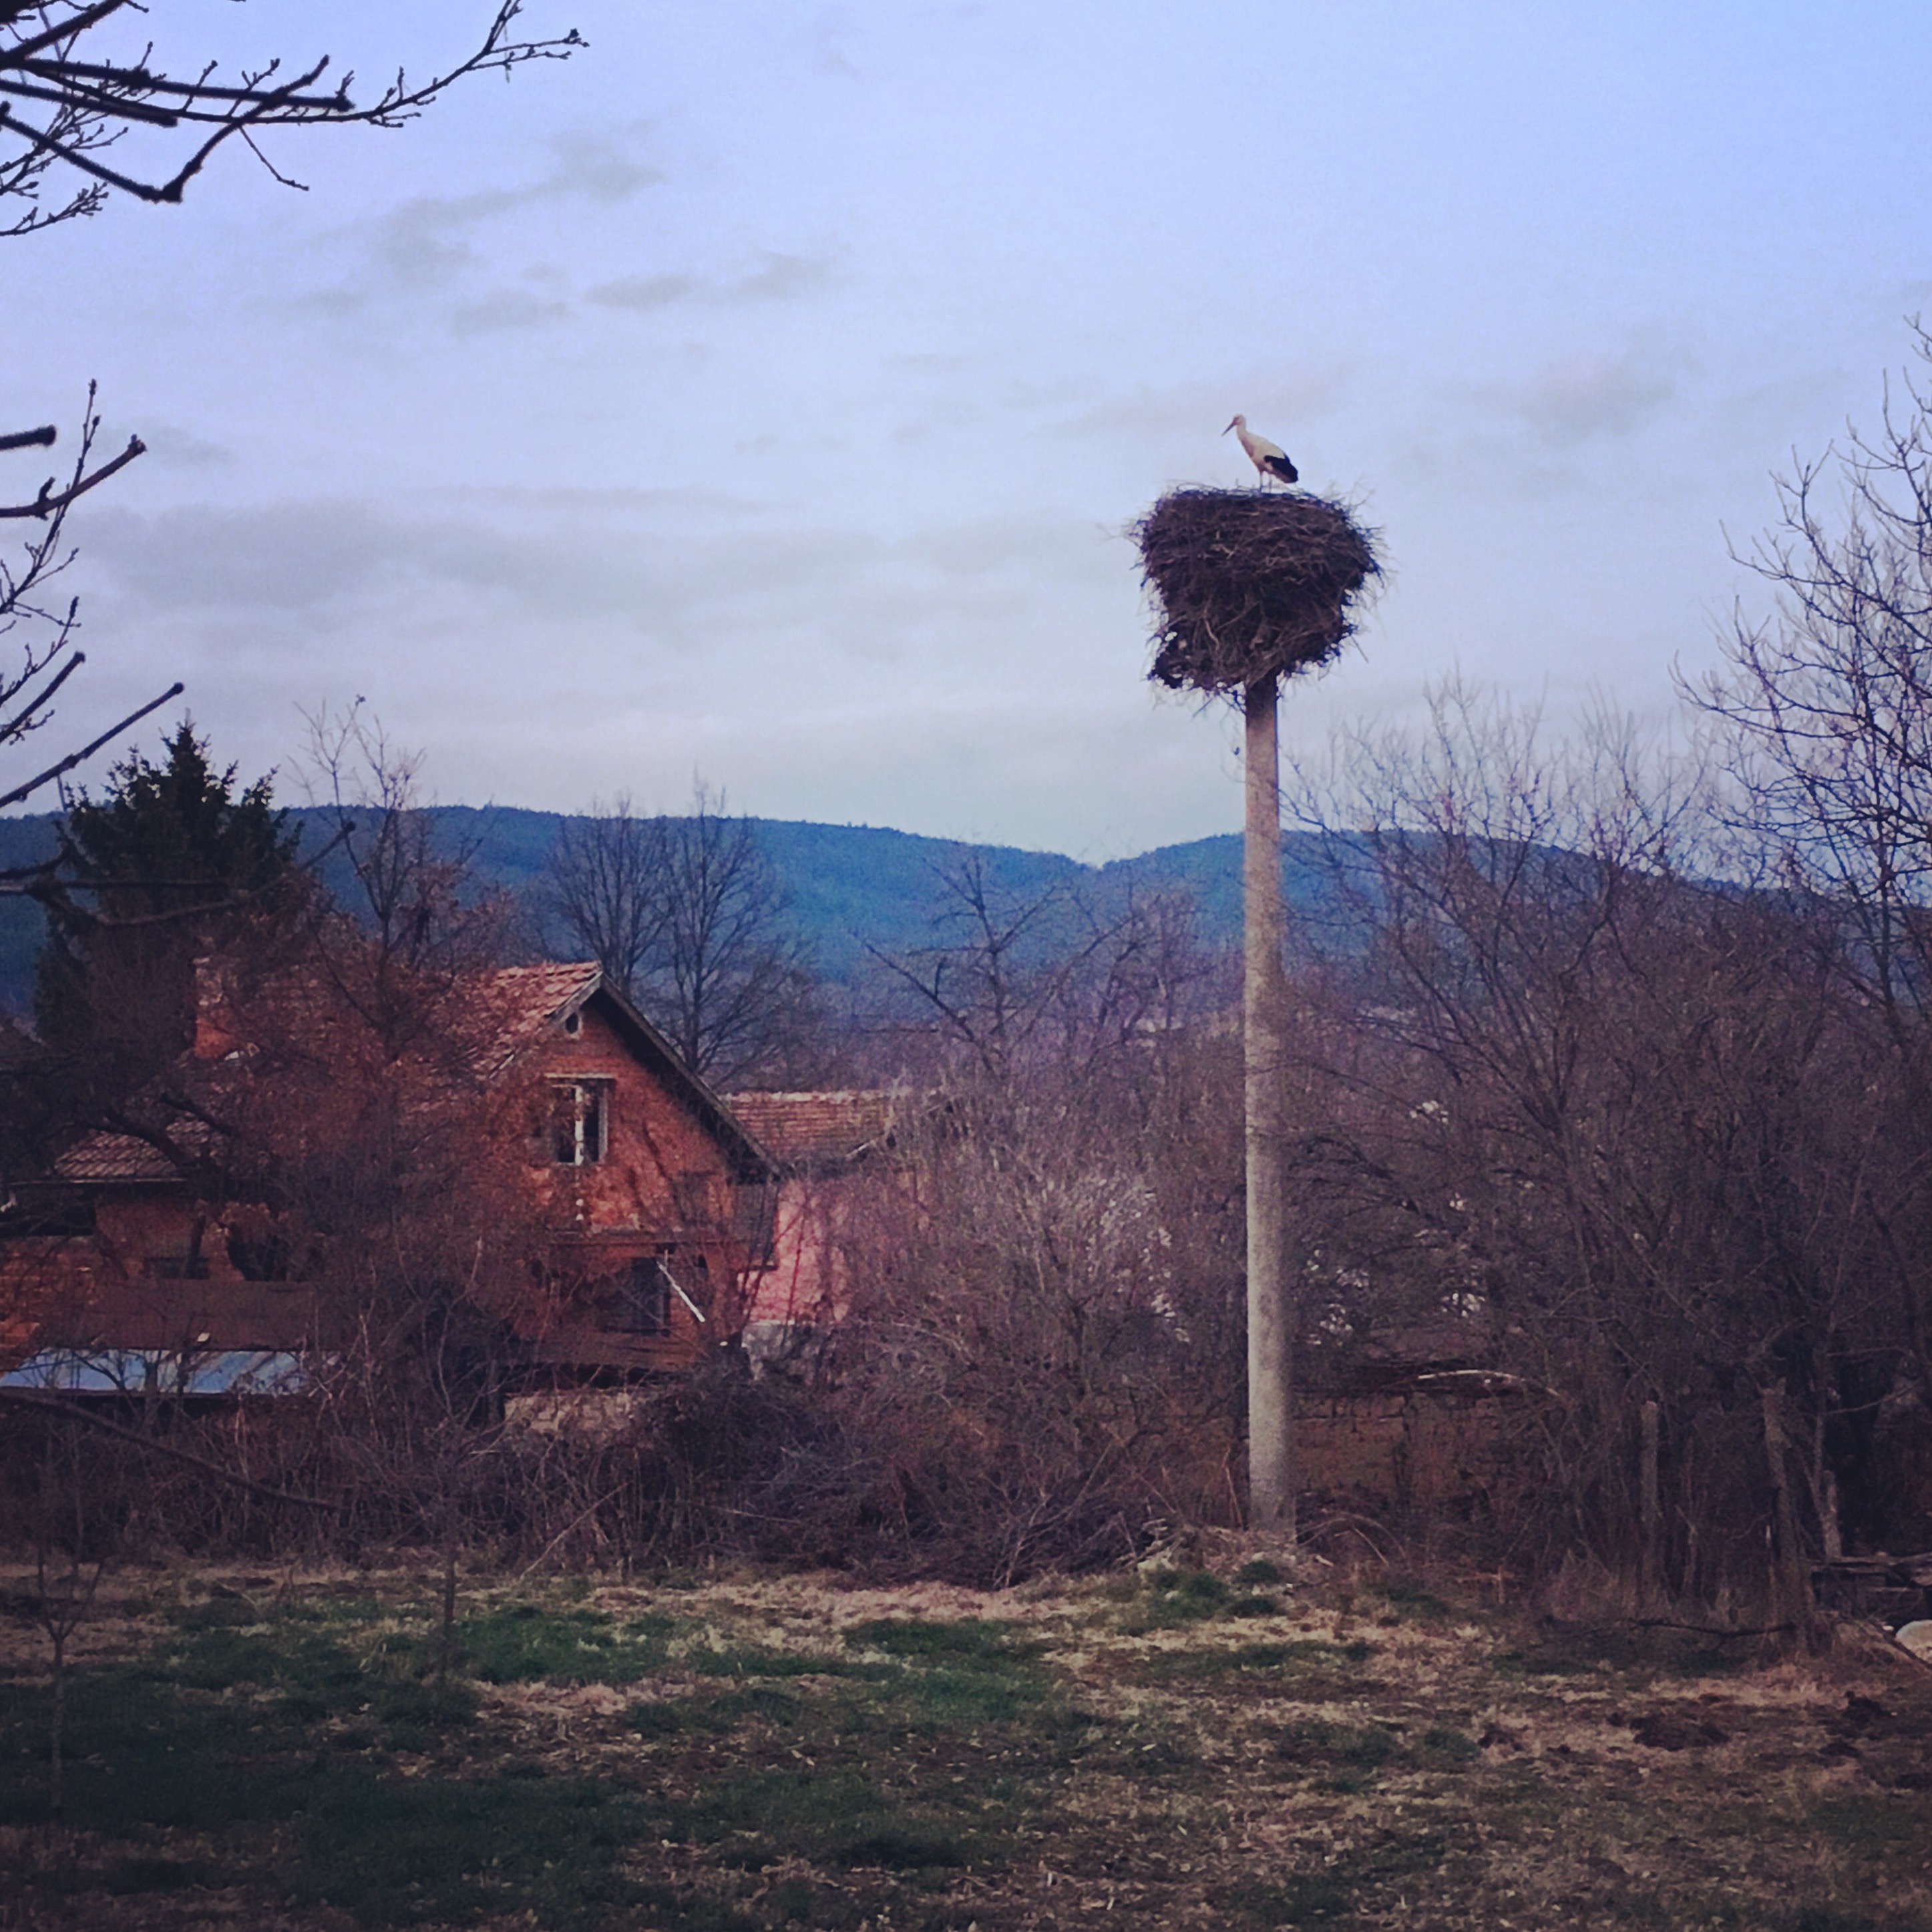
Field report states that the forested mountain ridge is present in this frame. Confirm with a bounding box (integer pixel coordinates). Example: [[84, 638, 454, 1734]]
[[0, 806, 1360, 1014]]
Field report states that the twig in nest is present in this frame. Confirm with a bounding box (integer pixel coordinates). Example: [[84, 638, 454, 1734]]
[[1135, 486, 1380, 695]]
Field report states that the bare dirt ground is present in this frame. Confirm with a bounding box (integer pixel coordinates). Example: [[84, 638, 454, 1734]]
[[2, 1555, 1929, 1930]]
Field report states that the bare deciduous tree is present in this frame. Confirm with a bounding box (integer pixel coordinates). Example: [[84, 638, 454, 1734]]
[[1279, 685, 1929, 1619], [299, 704, 513, 1058], [1, 1, 579, 235], [642, 786, 816, 1086], [23, 1416, 109, 1817], [781, 867, 1244, 1582], [546, 783, 818, 1087], [545, 794, 664, 1005], [1694, 320, 1932, 1047]]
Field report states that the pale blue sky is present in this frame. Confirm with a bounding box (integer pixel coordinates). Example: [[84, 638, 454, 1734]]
[[6, 0, 1929, 855]]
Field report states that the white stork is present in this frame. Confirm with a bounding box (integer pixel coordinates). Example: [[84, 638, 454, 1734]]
[[1225, 414, 1299, 488]]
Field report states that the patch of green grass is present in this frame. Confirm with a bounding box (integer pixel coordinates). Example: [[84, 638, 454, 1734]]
[[661, 1768, 986, 1873], [1416, 1724, 1481, 1766], [457, 1602, 674, 1685], [274, 1592, 387, 1627], [100, 1855, 211, 1895], [891, 1663, 1032, 1727], [672, 1614, 1098, 1832], [1273, 1719, 1402, 1776], [1491, 1624, 1742, 1682], [3, 1629, 698, 1929], [693, 1646, 853, 1679], [169, 1592, 264, 1629], [371, 1677, 481, 1752], [629, 1687, 802, 1738], [1140, 1636, 1375, 1680], [292, 1767, 650, 1925], [845, 1617, 1032, 1662], [173, 1617, 477, 1748], [1133, 1567, 1233, 1626], [1221, 1874, 1355, 1924], [1810, 1794, 1925, 1848], [1221, 1831, 1453, 1924], [835, 1616, 1085, 1748], [1, 1668, 286, 1832], [1237, 1557, 1286, 1587], [0, 1606, 503, 1839], [763, 1878, 868, 1929], [1376, 1576, 1452, 1620], [1491, 1644, 1594, 1678], [1768, 1911, 1932, 1932], [171, 1623, 345, 1693], [1125, 1569, 1305, 1630], [1228, 1593, 1284, 1617]]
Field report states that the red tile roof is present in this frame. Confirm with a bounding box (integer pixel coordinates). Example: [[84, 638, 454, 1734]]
[[47, 962, 779, 1187], [53, 1128, 208, 1183], [473, 962, 604, 1067], [724, 1091, 904, 1172]]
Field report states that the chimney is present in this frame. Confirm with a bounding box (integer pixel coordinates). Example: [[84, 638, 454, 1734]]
[[192, 955, 238, 1060]]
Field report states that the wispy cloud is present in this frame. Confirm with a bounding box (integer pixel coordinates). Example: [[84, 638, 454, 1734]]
[[586, 252, 837, 313], [309, 131, 664, 313], [307, 124, 833, 335], [1475, 345, 1687, 447], [77, 492, 1124, 662], [451, 288, 575, 335]]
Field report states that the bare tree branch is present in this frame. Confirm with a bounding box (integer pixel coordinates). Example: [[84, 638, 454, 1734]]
[[0, 429, 142, 518], [0, 678, 182, 811], [0, 3, 582, 232]]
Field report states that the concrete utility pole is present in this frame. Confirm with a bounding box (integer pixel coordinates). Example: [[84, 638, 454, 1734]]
[[1136, 471, 1378, 1545], [1243, 673, 1293, 1533]]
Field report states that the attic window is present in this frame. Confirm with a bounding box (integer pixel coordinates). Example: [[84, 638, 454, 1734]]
[[562, 1010, 582, 1036], [550, 1081, 610, 1165]]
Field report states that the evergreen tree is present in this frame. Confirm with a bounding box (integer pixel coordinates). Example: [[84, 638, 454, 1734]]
[[34, 723, 304, 1121]]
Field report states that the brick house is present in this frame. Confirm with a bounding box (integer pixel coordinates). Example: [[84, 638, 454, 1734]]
[[0, 962, 779, 1392], [723, 1089, 910, 1360]]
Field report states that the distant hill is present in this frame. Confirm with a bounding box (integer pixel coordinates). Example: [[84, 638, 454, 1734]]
[[0, 805, 1372, 1016]]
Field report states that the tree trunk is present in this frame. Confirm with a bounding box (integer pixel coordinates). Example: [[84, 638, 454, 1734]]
[[1243, 674, 1294, 1535]]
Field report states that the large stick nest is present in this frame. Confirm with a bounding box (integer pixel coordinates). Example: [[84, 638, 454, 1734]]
[[1136, 488, 1380, 695]]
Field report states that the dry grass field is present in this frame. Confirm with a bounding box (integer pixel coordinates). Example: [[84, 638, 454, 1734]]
[[3, 1557, 1929, 1931]]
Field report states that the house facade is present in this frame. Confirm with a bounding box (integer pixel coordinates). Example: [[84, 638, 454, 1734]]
[[724, 1089, 908, 1359], [0, 962, 779, 1392]]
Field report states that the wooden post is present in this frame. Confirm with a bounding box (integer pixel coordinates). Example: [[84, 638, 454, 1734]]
[[1639, 1398, 1660, 1613], [1243, 673, 1294, 1534], [1761, 1381, 1810, 1627]]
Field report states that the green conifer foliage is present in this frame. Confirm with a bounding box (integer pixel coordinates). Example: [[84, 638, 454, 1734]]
[[34, 722, 303, 1120]]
